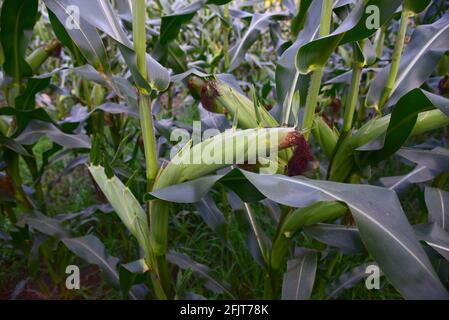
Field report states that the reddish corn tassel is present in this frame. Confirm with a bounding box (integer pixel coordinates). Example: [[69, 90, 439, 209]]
[[286, 133, 314, 176]]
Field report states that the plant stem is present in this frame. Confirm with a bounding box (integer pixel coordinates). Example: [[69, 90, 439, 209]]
[[223, 3, 230, 70], [268, 201, 347, 298], [342, 42, 364, 134], [133, 0, 147, 80], [133, 0, 158, 188], [132, 0, 169, 300], [378, 6, 410, 109], [302, 0, 333, 140], [139, 94, 158, 187]]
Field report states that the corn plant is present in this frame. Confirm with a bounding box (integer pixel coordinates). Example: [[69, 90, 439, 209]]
[[1, 0, 449, 300]]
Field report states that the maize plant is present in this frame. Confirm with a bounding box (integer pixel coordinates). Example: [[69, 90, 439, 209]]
[[0, 0, 449, 303]]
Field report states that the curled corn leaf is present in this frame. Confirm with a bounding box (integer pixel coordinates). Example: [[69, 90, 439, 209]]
[[88, 165, 150, 256]]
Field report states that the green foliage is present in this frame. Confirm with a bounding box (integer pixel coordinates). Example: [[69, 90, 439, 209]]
[[0, 0, 449, 301]]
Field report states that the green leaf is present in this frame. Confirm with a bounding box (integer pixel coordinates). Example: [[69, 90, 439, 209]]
[[405, 0, 432, 13], [275, 0, 350, 115], [48, 10, 84, 62], [282, 251, 317, 300], [18, 212, 69, 238], [291, 0, 313, 37], [167, 251, 235, 298], [0, 0, 39, 81], [206, 0, 232, 4], [330, 95, 449, 182], [160, 1, 204, 45], [148, 174, 225, 203], [46, 0, 169, 91], [304, 223, 365, 254], [397, 147, 449, 172], [15, 77, 51, 111], [159, 0, 232, 45], [359, 89, 446, 165], [15, 120, 91, 149], [326, 263, 379, 299], [415, 223, 449, 261], [0, 134, 31, 156], [62, 235, 127, 294], [380, 164, 436, 194], [425, 187, 449, 232], [367, 11, 449, 108], [88, 165, 151, 257], [0, 107, 57, 134], [275, 2, 316, 109], [119, 259, 149, 299], [194, 194, 227, 239], [295, 0, 402, 74], [241, 202, 271, 267], [44, 0, 110, 71], [79, 0, 169, 90], [150, 168, 449, 299], [228, 12, 289, 71]]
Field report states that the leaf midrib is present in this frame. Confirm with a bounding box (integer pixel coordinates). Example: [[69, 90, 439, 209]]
[[51, 0, 105, 66], [392, 21, 449, 93]]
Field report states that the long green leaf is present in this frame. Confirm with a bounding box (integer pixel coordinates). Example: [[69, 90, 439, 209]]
[[62, 235, 140, 300], [425, 187, 449, 232], [397, 147, 449, 172], [228, 12, 288, 71], [275, 0, 353, 118], [0, 0, 38, 81], [15, 120, 91, 149], [282, 251, 317, 300], [415, 223, 449, 261], [326, 263, 379, 299], [295, 0, 402, 74], [167, 251, 235, 298], [359, 89, 449, 165], [88, 165, 150, 256], [44, 0, 110, 71], [367, 11, 449, 108], [159, 0, 232, 45], [304, 223, 365, 254]]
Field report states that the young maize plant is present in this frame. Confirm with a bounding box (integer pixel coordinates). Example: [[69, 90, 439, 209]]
[[89, 125, 303, 298], [2, 0, 449, 302]]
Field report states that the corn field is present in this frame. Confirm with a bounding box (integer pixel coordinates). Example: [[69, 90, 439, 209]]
[[0, 0, 449, 302]]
